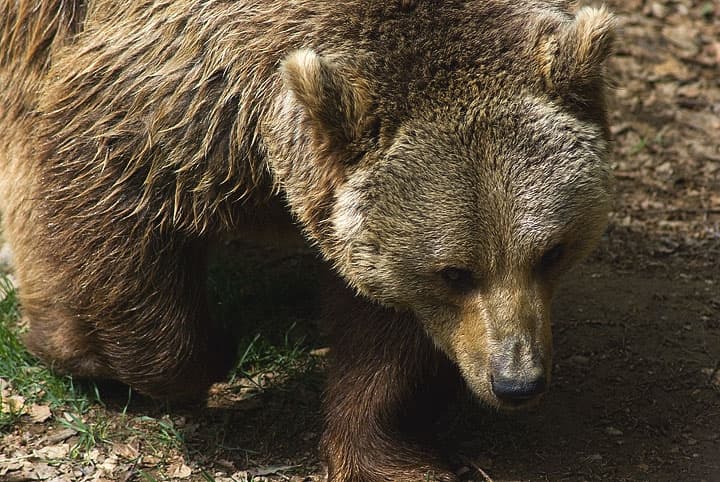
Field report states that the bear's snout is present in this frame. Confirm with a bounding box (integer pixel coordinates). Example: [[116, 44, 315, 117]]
[[489, 339, 547, 404]]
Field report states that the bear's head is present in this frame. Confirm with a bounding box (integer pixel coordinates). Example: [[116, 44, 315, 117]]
[[268, 3, 615, 409]]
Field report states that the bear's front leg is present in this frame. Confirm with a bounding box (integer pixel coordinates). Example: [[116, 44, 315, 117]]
[[18, 225, 235, 400], [321, 287, 461, 482]]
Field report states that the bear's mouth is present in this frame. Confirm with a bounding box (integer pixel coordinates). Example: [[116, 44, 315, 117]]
[[477, 384, 547, 411], [493, 392, 546, 411]]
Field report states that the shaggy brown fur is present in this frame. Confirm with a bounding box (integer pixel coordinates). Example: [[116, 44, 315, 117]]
[[0, 0, 615, 479]]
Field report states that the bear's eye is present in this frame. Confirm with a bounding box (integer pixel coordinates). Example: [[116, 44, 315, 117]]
[[439, 267, 476, 293], [539, 243, 566, 272]]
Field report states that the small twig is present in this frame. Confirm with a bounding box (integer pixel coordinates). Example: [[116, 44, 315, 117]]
[[0, 454, 36, 463], [457, 456, 495, 482], [469, 462, 495, 482]]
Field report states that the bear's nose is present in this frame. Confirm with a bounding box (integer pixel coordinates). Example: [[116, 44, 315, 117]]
[[489, 342, 547, 403], [490, 373, 547, 402]]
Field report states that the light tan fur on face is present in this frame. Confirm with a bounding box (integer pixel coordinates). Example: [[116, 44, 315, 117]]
[[448, 276, 554, 408]]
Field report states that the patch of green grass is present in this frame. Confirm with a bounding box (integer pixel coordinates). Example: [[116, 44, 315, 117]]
[[207, 244, 324, 387], [0, 275, 94, 431], [630, 137, 647, 155], [137, 470, 161, 482], [133, 415, 185, 453], [230, 323, 315, 388], [59, 411, 111, 458], [701, 2, 715, 20]]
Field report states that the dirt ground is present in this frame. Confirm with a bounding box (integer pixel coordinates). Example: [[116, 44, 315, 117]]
[[1, 0, 719, 480]]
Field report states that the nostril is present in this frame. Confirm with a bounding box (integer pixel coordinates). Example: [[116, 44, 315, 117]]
[[491, 374, 547, 402]]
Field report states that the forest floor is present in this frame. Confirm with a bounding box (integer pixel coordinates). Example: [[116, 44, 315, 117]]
[[1, 0, 718, 480]]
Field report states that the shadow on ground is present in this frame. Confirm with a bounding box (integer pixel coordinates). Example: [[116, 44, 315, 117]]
[[94, 224, 718, 481], [445, 250, 719, 481]]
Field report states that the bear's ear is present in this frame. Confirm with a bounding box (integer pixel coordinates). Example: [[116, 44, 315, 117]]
[[539, 6, 615, 91], [280, 49, 372, 159]]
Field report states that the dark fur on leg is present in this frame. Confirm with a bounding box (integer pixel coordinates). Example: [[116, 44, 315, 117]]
[[322, 284, 462, 481], [20, 225, 234, 400]]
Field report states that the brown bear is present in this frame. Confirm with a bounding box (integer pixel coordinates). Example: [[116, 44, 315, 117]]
[[0, 0, 615, 480]]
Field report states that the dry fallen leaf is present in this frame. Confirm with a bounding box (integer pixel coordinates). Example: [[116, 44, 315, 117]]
[[113, 442, 139, 461], [30, 462, 58, 480], [168, 460, 193, 479], [251, 465, 299, 477], [34, 443, 69, 460], [651, 58, 693, 81], [230, 471, 251, 482], [87, 448, 101, 463], [141, 454, 161, 467], [1, 395, 25, 415], [97, 455, 119, 477], [309, 347, 330, 357], [0, 456, 24, 473], [662, 25, 700, 56], [44, 427, 78, 444], [28, 404, 52, 423]]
